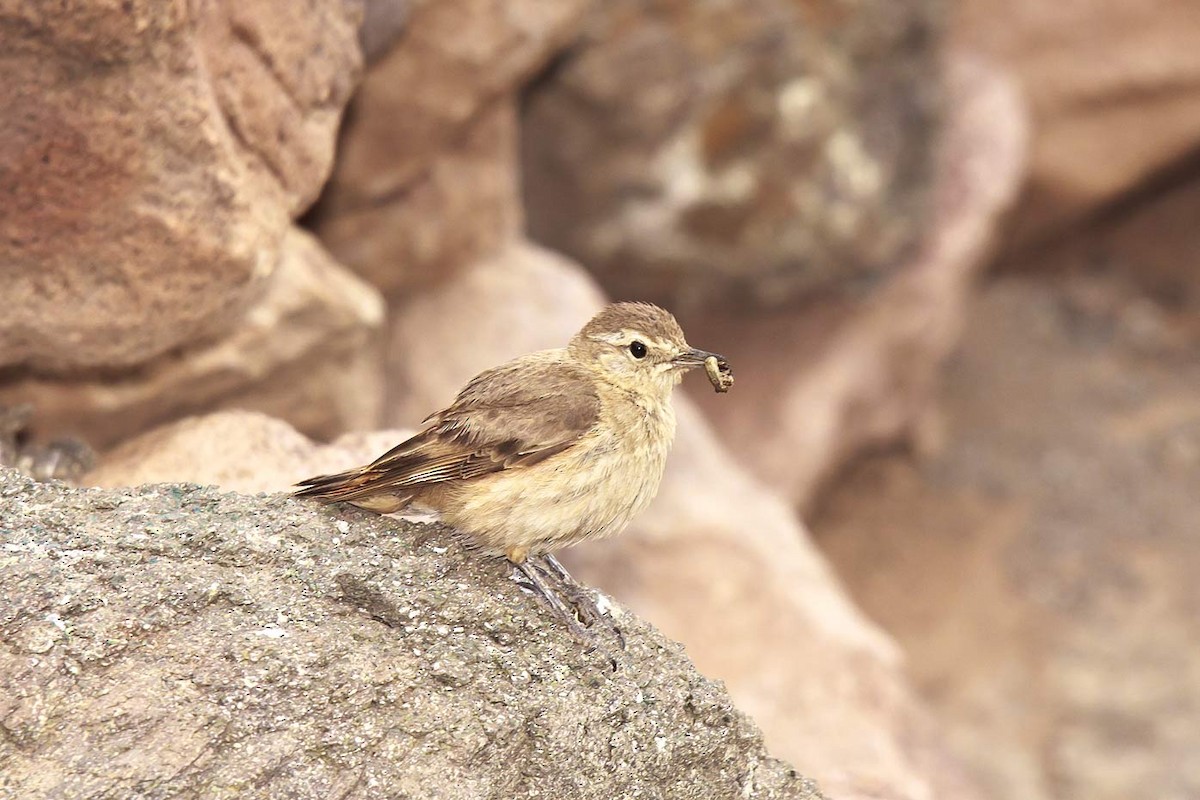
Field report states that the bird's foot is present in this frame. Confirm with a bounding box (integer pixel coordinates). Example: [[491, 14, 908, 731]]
[[512, 560, 598, 645], [510, 557, 624, 661], [534, 555, 625, 650]]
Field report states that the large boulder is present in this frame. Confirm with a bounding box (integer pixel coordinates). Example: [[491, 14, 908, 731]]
[[0, 467, 820, 799], [0, 0, 363, 372], [520, 0, 942, 307]]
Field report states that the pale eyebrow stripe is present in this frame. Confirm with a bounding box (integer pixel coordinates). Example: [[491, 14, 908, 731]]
[[589, 330, 672, 349]]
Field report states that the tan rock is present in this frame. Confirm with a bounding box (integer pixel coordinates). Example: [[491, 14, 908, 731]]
[[1, 230, 385, 451], [954, 0, 1200, 244], [87, 410, 408, 494], [0, 0, 363, 372], [520, 0, 943, 307], [317, 101, 523, 297], [683, 53, 1029, 509], [312, 0, 589, 294]]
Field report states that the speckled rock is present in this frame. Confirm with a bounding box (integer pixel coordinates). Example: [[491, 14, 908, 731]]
[[520, 0, 942, 308], [0, 467, 820, 800], [0, 0, 364, 372]]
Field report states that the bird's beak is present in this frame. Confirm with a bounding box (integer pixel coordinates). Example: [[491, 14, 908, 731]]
[[672, 347, 726, 370]]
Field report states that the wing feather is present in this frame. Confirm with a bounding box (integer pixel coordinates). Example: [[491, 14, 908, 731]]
[[294, 352, 599, 503]]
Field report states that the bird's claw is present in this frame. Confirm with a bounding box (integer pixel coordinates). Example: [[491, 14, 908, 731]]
[[510, 556, 624, 654]]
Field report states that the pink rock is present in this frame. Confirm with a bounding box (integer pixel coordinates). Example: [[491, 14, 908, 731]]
[[2, 230, 385, 450], [955, 0, 1200, 244], [0, 0, 364, 371], [87, 410, 408, 494], [312, 0, 589, 295]]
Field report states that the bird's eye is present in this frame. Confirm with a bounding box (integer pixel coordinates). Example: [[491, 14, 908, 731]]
[[629, 341, 647, 359]]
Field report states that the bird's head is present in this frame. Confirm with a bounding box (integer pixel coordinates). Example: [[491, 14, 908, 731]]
[[569, 302, 724, 399]]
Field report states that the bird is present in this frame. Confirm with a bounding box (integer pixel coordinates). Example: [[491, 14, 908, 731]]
[[294, 302, 731, 637]]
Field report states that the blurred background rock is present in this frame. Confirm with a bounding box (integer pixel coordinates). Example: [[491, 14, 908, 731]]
[[1, 0, 1196, 798]]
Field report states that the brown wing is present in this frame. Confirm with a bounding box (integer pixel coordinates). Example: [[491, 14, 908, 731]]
[[294, 352, 600, 503]]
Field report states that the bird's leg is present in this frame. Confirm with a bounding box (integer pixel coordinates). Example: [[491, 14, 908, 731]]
[[508, 551, 595, 643], [538, 554, 602, 622], [539, 553, 576, 583], [535, 554, 625, 649]]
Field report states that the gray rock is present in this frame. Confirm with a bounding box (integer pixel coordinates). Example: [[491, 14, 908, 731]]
[[520, 0, 942, 308], [0, 468, 821, 800]]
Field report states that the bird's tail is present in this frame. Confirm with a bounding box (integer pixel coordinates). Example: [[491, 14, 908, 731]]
[[292, 465, 414, 511]]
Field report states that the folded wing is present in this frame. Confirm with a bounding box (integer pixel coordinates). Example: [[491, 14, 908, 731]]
[[294, 354, 600, 504]]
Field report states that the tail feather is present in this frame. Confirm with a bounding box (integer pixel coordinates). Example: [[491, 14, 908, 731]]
[[293, 466, 391, 504]]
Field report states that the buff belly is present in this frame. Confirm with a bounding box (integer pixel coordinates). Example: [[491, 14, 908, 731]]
[[437, 429, 671, 559]]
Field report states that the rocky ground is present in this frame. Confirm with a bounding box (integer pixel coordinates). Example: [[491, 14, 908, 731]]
[[812, 273, 1200, 800], [0, 467, 820, 800]]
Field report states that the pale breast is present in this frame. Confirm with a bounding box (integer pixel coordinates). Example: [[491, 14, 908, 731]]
[[440, 393, 677, 556]]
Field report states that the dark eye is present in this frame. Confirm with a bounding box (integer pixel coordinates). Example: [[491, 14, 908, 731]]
[[629, 341, 647, 359]]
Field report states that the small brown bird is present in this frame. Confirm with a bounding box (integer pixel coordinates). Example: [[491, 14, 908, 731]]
[[294, 302, 730, 635]]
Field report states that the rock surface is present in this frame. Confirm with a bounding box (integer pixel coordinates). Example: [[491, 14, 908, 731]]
[[316, 100, 523, 297], [311, 0, 589, 295], [683, 53, 1028, 508], [520, 0, 942, 307], [0, 467, 820, 799], [0, 0, 363, 372], [0, 230, 385, 451], [0, 403, 94, 485], [813, 275, 1200, 800], [954, 0, 1200, 245], [1020, 166, 1200, 317]]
